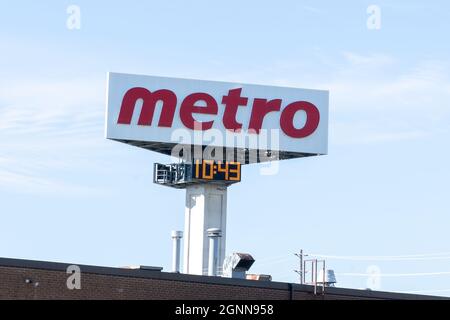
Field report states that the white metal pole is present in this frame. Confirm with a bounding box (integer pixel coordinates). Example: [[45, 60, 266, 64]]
[[171, 230, 183, 272], [207, 228, 222, 276], [183, 184, 227, 275]]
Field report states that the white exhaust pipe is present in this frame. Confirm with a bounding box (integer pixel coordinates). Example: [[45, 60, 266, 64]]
[[171, 231, 183, 273], [207, 228, 222, 276]]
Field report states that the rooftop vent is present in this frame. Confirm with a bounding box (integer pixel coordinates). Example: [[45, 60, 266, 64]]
[[222, 252, 255, 279], [122, 265, 163, 272], [317, 269, 337, 287], [246, 274, 272, 281]]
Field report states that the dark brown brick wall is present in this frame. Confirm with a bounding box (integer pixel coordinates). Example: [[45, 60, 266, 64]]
[[0, 266, 292, 300], [0, 258, 444, 300]]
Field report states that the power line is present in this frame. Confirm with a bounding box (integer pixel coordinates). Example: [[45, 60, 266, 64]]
[[309, 252, 450, 261], [337, 271, 450, 277], [256, 255, 294, 264], [254, 251, 450, 268]]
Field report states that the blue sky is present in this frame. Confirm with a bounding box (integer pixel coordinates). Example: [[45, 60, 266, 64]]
[[1, 0, 450, 296]]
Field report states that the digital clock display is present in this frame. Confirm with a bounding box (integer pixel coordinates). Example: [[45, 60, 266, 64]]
[[193, 160, 241, 182]]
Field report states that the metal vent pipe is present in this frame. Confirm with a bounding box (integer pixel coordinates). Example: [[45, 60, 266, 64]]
[[171, 231, 183, 273], [207, 228, 222, 276]]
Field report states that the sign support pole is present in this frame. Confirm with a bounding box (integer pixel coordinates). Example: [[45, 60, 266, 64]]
[[183, 183, 228, 275]]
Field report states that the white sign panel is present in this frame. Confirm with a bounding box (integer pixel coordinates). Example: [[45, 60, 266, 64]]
[[106, 72, 328, 161]]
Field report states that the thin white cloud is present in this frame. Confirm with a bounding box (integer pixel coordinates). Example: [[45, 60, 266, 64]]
[[331, 123, 430, 146], [318, 54, 450, 145], [0, 77, 104, 134], [342, 51, 394, 67], [0, 169, 106, 196], [0, 77, 111, 195], [327, 56, 450, 113]]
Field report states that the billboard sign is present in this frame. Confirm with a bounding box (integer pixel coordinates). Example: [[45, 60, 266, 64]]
[[106, 72, 328, 163]]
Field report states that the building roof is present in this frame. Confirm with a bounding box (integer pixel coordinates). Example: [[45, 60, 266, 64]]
[[0, 256, 446, 300]]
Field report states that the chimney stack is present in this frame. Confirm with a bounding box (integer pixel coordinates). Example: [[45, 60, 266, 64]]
[[171, 231, 183, 273], [207, 228, 222, 276]]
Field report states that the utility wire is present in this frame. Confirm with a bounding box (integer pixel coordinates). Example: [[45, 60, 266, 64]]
[[337, 271, 450, 277], [307, 252, 450, 261], [255, 252, 450, 268]]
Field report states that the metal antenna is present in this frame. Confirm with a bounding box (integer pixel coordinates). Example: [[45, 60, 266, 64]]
[[294, 250, 308, 284]]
